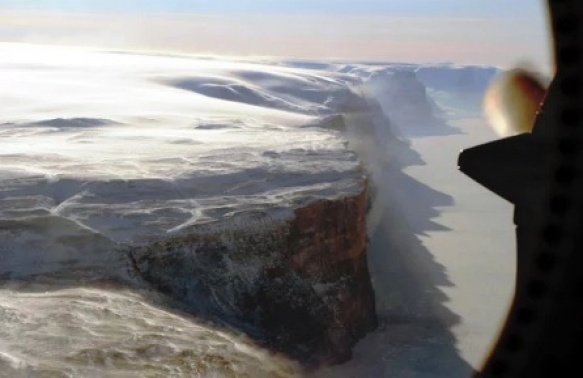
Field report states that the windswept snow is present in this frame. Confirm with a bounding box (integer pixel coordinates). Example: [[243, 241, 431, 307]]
[[0, 43, 367, 250], [0, 42, 512, 378]]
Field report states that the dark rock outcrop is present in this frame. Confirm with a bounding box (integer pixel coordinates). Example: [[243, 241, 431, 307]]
[[130, 184, 377, 367]]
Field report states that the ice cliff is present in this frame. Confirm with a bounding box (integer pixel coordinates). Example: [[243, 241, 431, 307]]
[[0, 44, 498, 367]]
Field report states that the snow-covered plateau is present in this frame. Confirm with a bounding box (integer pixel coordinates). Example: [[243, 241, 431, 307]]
[[0, 43, 514, 378]]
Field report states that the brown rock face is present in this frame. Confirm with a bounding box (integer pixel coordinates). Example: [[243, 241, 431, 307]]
[[130, 184, 377, 367]]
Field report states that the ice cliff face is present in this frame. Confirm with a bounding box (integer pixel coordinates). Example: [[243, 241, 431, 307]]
[[414, 64, 500, 93], [0, 44, 499, 370], [365, 70, 435, 128], [0, 45, 381, 368]]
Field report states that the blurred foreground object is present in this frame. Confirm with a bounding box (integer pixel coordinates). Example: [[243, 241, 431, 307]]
[[460, 68, 550, 205], [459, 68, 554, 286], [459, 67, 564, 377], [483, 68, 548, 137]]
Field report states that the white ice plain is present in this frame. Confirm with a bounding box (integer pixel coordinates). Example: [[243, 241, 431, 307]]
[[0, 43, 514, 377]]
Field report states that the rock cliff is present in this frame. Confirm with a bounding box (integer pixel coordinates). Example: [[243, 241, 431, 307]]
[[129, 184, 377, 367]]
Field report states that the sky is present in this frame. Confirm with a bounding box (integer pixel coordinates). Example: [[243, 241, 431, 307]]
[[0, 0, 553, 74], [0, 0, 545, 17]]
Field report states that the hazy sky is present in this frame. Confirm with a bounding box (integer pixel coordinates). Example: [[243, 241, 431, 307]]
[[0, 0, 553, 73], [0, 0, 544, 17]]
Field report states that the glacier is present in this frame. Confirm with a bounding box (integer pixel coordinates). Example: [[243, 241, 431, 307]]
[[0, 43, 510, 378]]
